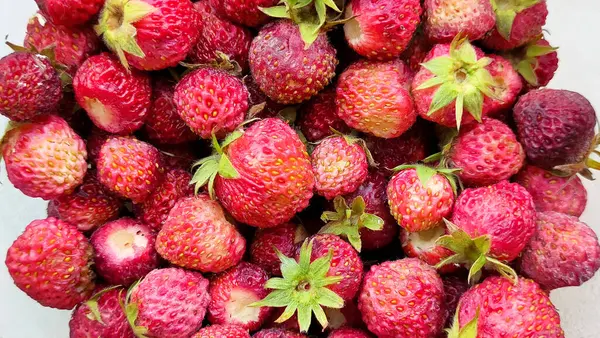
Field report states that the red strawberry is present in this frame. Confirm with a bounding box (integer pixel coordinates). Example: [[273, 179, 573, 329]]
[[253, 328, 307, 338], [453, 276, 564, 338], [400, 225, 458, 273], [441, 275, 470, 326], [504, 37, 559, 89], [520, 211, 600, 291], [344, 0, 422, 60], [208, 263, 273, 330], [127, 268, 211, 338], [482, 0, 548, 50], [69, 287, 134, 338], [401, 30, 434, 73], [144, 78, 197, 145], [0, 52, 62, 121], [97, 136, 165, 203], [297, 89, 350, 142], [249, 20, 337, 104], [209, 0, 279, 27], [515, 165, 587, 217], [424, 0, 495, 43], [358, 258, 445, 338], [192, 325, 251, 338], [448, 118, 525, 187], [485, 54, 524, 113], [86, 127, 113, 165], [74, 53, 152, 135], [1, 115, 87, 200], [134, 168, 193, 231], [52, 172, 123, 232], [5, 217, 95, 309], [35, 0, 104, 27], [250, 223, 308, 276], [336, 59, 416, 138], [174, 67, 249, 139], [191, 1, 253, 71], [156, 195, 246, 273], [96, 0, 200, 70], [328, 327, 372, 338]]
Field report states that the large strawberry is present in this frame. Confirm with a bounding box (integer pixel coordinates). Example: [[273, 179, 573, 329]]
[[35, 0, 104, 27], [209, 0, 279, 27], [424, 0, 496, 43], [69, 287, 134, 338], [482, 0, 548, 50], [250, 223, 308, 276]]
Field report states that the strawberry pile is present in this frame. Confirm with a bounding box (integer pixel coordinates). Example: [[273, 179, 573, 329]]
[[2, 0, 600, 337]]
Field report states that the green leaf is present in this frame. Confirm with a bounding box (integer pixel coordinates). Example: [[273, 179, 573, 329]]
[[350, 196, 366, 216], [472, 236, 491, 255], [277, 249, 301, 281], [312, 302, 329, 330], [415, 76, 447, 90], [221, 130, 243, 149], [84, 285, 122, 324], [251, 289, 294, 308], [322, 0, 341, 11], [362, 214, 384, 231], [420, 56, 455, 77], [415, 165, 437, 187], [321, 211, 341, 222], [190, 159, 219, 194], [298, 240, 313, 272], [294, 0, 313, 8], [486, 257, 519, 285], [456, 41, 477, 64], [259, 5, 291, 18], [427, 82, 458, 115], [265, 277, 293, 290], [309, 252, 334, 281], [277, 302, 300, 323], [495, 9, 518, 40], [516, 60, 539, 86], [463, 90, 483, 123], [459, 308, 479, 338], [315, 287, 344, 308], [435, 253, 462, 270], [217, 154, 239, 179], [468, 255, 487, 284], [455, 92, 465, 128], [123, 0, 157, 23], [298, 22, 321, 47], [447, 306, 461, 338], [526, 44, 558, 58]]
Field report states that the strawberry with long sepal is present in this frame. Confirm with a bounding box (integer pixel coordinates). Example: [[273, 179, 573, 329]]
[[250, 240, 345, 333], [504, 37, 558, 88]]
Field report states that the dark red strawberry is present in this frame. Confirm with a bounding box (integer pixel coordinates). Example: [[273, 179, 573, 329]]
[[400, 225, 458, 274], [482, 0, 548, 50], [35, 0, 104, 27], [250, 223, 308, 276], [441, 274, 470, 326], [209, 0, 279, 27], [424, 0, 495, 43], [253, 328, 307, 338], [328, 327, 372, 338], [297, 89, 350, 142], [69, 287, 134, 338]]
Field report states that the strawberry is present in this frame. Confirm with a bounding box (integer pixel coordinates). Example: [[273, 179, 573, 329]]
[[515, 165, 587, 217], [344, 0, 422, 60], [243, 75, 286, 118], [174, 67, 249, 139], [1, 114, 87, 200], [143, 78, 197, 145], [328, 327, 372, 338], [424, 0, 496, 43], [297, 88, 350, 142], [485, 54, 523, 113], [441, 275, 470, 326], [401, 30, 434, 73], [134, 168, 193, 231], [90, 218, 159, 286], [504, 37, 559, 89], [208, 263, 273, 330], [448, 118, 525, 187], [5, 217, 95, 309], [400, 225, 458, 273], [52, 172, 123, 232], [35, 0, 104, 28], [336, 59, 416, 138], [209, 0, 279, 27], [74, 53, 152, 135], [127, 268, 211, 338], [192, 118, 315, 228], [86, 127, 113, 165], [482, 0, 548, 51], [253, 328, 307, 338], [0, 52, 62, 121], [96, 136, 165, 203], [249, 20, 337, 104], [192, 325, 251, 338], [69, 287, 134, 338], [96, 0, 201, 71], [156, 195, 246, 273], [452, 276, 564, 338], [519, 211, 600, 291], [191, 1, 253, 71], [323, 301, 364, 331], [250, 223, 308, 276], [358, 258, 445, 338]]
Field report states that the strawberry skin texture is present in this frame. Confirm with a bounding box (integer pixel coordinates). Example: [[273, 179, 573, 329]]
[[2, 115, 88, 200], [344, 0, 422, 60], [5, 218, 96, 309], [483, 1, 548, 50], [35, 0, 104, 27], [336, 59, 416, 138], [69, 287, 135, 338], [358, 258, 445, 338], [97, 137, 165, 203], [449, 118, 525, 187], [74, 53, 152, 135], [249, 20, 337, 104], [209, 0, 279, 27], [401, 31, 434, 73], [400, 226, 458, 274], [312, 136, 369, 200], [215, 118, 315, 228], [156, 195, 246, 273], [441, 275, 470, 326], [130, 268, 211, 338], [387, 168, 454, 232], [174, 68, 249, 139], [244, 75, 286, 118], [328, 327, 372, 338], [297, 88, 350, 142], [208, 262, 273, 330], [485, 55, 523, 113], [424, 0, 495, 43], [520, 211, 600, 291], [250, 223, 308, 276], [452, 181, 536, 261], [253, 328, 307, 338], [0, 52, 62, 122], [457, 276, 564, 338], [515, 165, 587, 217], [86, 127, 112, 165], [192, 325, 251, 338]]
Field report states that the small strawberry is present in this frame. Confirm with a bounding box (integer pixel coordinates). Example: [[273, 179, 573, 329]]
[[127, 268, 211, 338], [482, 0, 548, 50], [485, 54, 524, 113], [74, 53, 152, 135], [424, 0, 495, 43], [174, 67, 249, 139], [0, 52, 62, 121], [358, 258, 445, 338], [515, 165, 587, 217], [328, 327, 372, 338], [69, 287, 134, 338], [250, 223, 308, 276], [209, 0, 279, 27], [96, 136, 165, 203], [504, 37, 559, 89], [401, 30, 434, 73], [5, 217, 95, 309], [35, 0, 104, 27], [249, 20, 337, 104], [253, 328, 307, 338], [400, 225, 458, 273], [441, 275, 470, 327], [1, 114, 87, 200], [344, 0, 422, 60], [192, 325, 251, 338], [520, 211, 600, 291], [297, 89, 350, 142], [95, 0, 201, 70], [336, 59, 416, 138], [156, 195, 246, 273], [86, 127, 113, 165]]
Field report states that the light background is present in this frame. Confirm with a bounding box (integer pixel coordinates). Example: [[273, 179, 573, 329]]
[[0, 1, 599, 337]]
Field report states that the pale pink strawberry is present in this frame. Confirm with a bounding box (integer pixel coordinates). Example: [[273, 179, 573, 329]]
[[482, 0, 548, 50], [424, 0, 495, 43]]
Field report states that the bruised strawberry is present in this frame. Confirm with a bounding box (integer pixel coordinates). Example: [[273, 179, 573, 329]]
[[250, 223, 308, 276], [424, 0, 496, 43], [483, 0, 548, 50], [441, 274, 470, 327], [401, 30, 434, 73], [328, 328, 372, 338]]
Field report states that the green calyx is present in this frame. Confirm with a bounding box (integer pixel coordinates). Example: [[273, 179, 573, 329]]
[[6, 41, 72, 87], [84, 285, 122, 324], [190, 131, 242, 198], [121, 279, 148, 338], [446, 306, 479, 338], [179, 51, 243, 77], [393, 164, 461, 196], [250, 240, 344, 332], [511, 38, 558, 86], [319, 196, 384, 252], [416, 35, 501, 130], [553, 134, 600, 181], [435, 220, 518, 285], [95, 0, 157, 69], [490, 0, 542, 40]]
